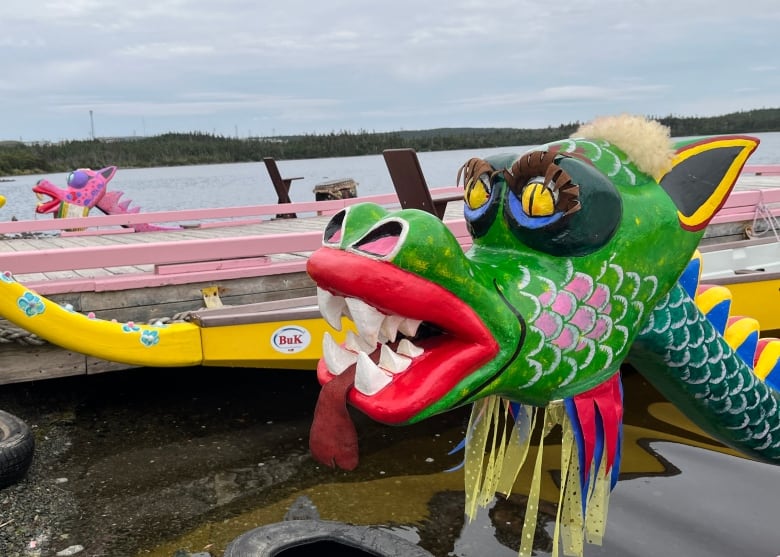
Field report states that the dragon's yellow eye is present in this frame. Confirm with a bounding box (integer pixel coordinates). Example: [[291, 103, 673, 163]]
[[521, 179, 556, 217], [465, 174, 491, 210]]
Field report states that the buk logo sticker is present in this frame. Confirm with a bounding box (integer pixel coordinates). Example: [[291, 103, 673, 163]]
[[271, 325, 311, 354]]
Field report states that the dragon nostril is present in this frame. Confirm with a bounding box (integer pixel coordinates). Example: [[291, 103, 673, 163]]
[[324, 210, 346, 245], [354, 221, 403, 257]]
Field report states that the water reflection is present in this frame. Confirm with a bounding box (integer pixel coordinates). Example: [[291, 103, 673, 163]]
[[149, 367, 778, 556], [1, 365, 777, 557]]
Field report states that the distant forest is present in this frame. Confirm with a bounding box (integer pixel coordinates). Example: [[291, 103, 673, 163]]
[[1, 107, 779, 176]]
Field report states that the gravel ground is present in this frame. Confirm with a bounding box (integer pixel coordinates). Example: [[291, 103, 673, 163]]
[[0, 366, 470, 557], [1, 415, 81, 557], [0, 367, 330, 557]]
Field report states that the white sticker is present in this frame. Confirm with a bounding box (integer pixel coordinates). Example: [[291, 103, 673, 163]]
[[270, 325, 312, 354]]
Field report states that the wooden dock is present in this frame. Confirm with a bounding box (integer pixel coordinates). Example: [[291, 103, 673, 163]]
[[0, 160, 776, 385], [0, 187, 466, 384]]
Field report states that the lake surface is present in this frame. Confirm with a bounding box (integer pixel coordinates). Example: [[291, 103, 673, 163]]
[[1, 131, 779, 222]]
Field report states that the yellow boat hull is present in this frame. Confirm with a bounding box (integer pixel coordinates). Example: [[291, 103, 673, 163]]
[[198, 314, 353, 370], [711, 274, 780, 332], [0, 273, 351, 370]]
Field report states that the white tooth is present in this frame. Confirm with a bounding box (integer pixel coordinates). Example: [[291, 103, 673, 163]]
[[377, 329, 391, 344], [322, 332, 358, 375], [345, 298, 384, 347], [355, 352, 392, 395], [397, 338, 424, 358], [380, 314, 403, 343], [398, 318, 422, 337], [345, 330, 377, 354], [317, 288, 346, 331], [378, 345, 412, 374]]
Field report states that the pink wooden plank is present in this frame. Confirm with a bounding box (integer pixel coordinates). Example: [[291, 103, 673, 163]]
[[0, 230, 325, 274], [19, 214, 467, 278], [1, 188, 469, 296], [710, 186, 780, 224], [0, 188, 464, 236], [743, 164, 780, 176], [154, 256, 271, 275], [0, 200, 346, 235], [17, 218, 469, 295], [25, 260, 310, 294], [722, 190, 762, 208]]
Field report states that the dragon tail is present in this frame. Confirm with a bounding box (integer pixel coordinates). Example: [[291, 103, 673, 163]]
[[630, 252, 780, 463]]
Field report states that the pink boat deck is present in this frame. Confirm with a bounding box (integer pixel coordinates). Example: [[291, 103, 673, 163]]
[[0, 162, 776, 384], [0, 164, 777, 302], [0, 189, 468, 296], [0, 186, 467, 384]]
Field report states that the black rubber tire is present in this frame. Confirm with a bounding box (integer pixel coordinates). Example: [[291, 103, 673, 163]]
[[224, 519, 434, 557], [0, 409, 35, 489]]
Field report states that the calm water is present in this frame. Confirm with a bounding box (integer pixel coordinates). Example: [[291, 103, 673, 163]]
[[1, 131, 779, 222]]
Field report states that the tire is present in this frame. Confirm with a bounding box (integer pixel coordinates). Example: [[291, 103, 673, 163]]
[[224, 519, 434, 557], [0, 409, 35, 489]]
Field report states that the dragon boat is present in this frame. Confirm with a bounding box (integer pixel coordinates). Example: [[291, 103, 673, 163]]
[[0, 283, 356, 371], [33, 165, 180, 232], [303, 115, 780, 556]]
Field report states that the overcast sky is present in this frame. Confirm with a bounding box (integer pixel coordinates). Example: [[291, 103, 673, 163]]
[[1, 0, 778, 142]]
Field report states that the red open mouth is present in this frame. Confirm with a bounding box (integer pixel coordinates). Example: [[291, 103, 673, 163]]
[[32, 183, 65, 214], [307, 247, 499, 424]]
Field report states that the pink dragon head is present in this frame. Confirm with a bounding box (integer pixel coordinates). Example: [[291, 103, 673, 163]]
[[33, 166, 117, 215]]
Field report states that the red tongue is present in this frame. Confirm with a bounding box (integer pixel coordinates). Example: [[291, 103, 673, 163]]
[[309, 368, 359, 470]]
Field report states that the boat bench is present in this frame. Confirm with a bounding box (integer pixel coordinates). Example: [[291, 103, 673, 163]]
[[383, 148, 462, 219], [190, 295, 320, 327], [743, 165, 780, 176], [263, 157, 304, 218], [711, 187, 780, 231]]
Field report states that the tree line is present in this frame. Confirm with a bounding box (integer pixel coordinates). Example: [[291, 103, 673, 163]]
[[1, 108, 779, 176]]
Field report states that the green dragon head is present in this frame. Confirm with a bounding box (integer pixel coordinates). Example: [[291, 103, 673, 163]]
[[306, 115, 757, 468]]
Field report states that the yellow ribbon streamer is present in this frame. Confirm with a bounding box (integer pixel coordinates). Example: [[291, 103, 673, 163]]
[[462, 398, 612, 557]]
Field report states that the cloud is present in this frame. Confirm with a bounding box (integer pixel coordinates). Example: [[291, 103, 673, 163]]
[[451, 83, 669, 110], [0, 0, 778, 140]]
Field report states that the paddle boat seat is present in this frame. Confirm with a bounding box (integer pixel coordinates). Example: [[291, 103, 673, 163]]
[[383, 148, 460, 220], [263, 157, 304, 218]]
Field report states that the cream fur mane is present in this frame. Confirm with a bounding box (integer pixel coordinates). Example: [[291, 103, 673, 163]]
[[573, 114, 675, 178]]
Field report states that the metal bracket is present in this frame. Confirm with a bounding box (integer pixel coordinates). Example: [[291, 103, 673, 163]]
[[201, 286, 223, 309]]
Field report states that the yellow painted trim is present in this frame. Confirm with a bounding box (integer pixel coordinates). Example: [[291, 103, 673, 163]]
[[723, 316, 760, 351], [667, 137, 758, 228], [200, 316, 355, 370], [0, 274, 203, 366], [754, 340, 780, 381], [0, 273, 356, 370], [694, 284, 731, 315]]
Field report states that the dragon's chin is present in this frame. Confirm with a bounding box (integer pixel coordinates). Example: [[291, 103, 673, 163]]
[[316, 334, 493, 424], [32, 183, 67, 214], [308, 248, 501, 424], [34, 199, 60, 214]]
